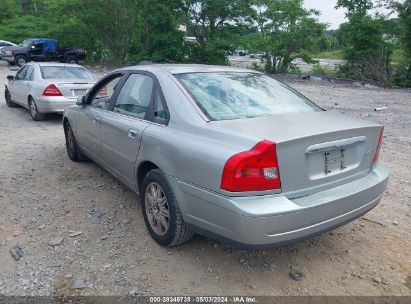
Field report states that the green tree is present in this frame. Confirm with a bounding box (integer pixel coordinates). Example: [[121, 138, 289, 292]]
[[181, 0, 253, 64], [336, 0, 373, 17], [249, 0, 325, 73], [336, 0, 393, 86]]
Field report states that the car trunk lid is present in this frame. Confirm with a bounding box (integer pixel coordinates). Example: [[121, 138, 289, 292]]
[[211, 112, 382, 198]]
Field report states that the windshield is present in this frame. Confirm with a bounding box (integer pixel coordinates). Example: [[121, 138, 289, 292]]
[[41, 66, 95, 80], [20, 39, 33, 48], [176, 72, 322, 121]]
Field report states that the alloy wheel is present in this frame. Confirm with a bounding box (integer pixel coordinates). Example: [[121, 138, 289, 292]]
[[66, 125, 76, 157], [5, 89, 12, 104], [30, 100, 37, 118], [144, 182, 170, 236]]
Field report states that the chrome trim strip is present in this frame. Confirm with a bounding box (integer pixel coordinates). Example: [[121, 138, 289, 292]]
[[306, 136, 366, 154]]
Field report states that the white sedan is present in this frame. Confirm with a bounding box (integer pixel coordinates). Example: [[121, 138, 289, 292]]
[[4, 62, 96, 120]]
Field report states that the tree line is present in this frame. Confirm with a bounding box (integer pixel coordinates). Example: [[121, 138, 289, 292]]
[[0, 0, 410, 87]]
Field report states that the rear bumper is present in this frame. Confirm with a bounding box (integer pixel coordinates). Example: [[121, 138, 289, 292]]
[[35, 96, 77, 113], [168, 164, 389, 248]]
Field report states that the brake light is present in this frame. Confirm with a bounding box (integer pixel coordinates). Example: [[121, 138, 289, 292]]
[[98, 86, 108, 96], [43, 84, 62, 96], [373, 127, 384, 166], [221, 140, 281, 192]]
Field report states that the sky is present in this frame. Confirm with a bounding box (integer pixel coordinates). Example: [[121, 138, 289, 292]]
[[303, 0, 398, 30], [304, 0, 346, 30]]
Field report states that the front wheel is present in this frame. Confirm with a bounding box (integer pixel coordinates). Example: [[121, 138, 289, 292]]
[[141, 169, 193, 247], [64, 121, 88, 162], [5, 87, 18, 107], [29, 97, 45, 121]]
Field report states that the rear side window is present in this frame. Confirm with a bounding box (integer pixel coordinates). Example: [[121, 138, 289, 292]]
[[41, 66, 94, 80], [176, 72, 321, 121], [24, 66, 34, 81]]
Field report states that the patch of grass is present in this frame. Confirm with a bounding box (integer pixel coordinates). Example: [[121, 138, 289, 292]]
[[312, 50, 344, 60], [310, 63, 342, 77]]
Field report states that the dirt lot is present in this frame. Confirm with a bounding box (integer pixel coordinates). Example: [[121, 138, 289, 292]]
[[0, 61, 410, 297]]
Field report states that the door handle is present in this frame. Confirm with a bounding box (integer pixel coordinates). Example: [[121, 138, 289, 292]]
[[128, 129, 139, 139], [87, 115, 100, 123]]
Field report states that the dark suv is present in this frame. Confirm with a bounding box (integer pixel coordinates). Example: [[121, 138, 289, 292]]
[[0, 38, 86, 66]]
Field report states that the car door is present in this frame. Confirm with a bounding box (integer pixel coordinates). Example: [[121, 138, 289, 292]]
[[75, 74, 124, 161], [100, 72, 155, 187], [29, 42, 46, 61], [8, 65, 28, 105], [20, 65, 35, 106]]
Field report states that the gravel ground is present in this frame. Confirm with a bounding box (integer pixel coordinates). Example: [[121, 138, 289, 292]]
[[0, 61, 410, 297]]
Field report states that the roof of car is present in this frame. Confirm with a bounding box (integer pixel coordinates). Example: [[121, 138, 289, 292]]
[[118, 64, 260, 75], [29, 62, 84, 68]]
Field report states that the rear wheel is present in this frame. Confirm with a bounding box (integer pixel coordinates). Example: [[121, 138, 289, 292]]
[[141, 169, 193, 247], [64, 120, 88, 162], [66, 56, 78, 64], [15, 55, 28, 67], [29, 97, 45, 121], [5, 87, 18, 107]]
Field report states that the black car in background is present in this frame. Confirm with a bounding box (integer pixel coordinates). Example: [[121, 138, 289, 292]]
[[0, 38, 86, 66]]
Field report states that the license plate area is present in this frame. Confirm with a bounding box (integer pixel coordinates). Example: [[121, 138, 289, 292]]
[[325, 149, 346, 175], [72, 89, 87, 97]]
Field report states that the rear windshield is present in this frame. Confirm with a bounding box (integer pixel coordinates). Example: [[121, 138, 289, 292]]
[[176, 72, 321, 121], [41, 66, 94, 80]]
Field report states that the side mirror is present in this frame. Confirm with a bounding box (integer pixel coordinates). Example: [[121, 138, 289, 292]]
[[7, 75, 14, 81], [76, 95, 86, 106]]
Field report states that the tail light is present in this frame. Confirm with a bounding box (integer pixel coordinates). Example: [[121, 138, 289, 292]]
[[372, 127, 384, 166], [221, 140, 281, 192], [98, 86, 108, 97], [43, 84, 62, 96]]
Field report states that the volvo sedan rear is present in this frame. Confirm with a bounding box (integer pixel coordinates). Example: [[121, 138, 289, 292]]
[[62, 64, 389, 248], [4, 62, 96, 120]]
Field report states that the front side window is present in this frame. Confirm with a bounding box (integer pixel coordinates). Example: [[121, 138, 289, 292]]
[[41, 66, 94, 80], [176, 72, 322, 121], [20, 39, 33, 48], [15, 66, 28, 80], [113, 74, 154, 119], [89, 75, 122, 110]]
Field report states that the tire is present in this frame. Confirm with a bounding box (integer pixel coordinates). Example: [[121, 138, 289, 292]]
[[64, 120, 88, 162], [141, 169, 193, 247], [28, 97, 45, 121], [5, 87, 18, 107], [15, 55, 28, 67], [66, 56, 78, 64]]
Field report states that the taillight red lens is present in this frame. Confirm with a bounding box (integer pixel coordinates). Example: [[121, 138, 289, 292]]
[[373, 127, 384, 166], [43, 84, 62, 96], [221, 140, 281, 192]]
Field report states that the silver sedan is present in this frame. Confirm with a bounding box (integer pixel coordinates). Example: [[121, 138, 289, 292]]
[[63, 64, 389, 248], [4, 62, 96, 120]]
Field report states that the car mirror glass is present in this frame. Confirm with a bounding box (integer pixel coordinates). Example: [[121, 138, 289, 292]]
[[7, 75, 14, 81]]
